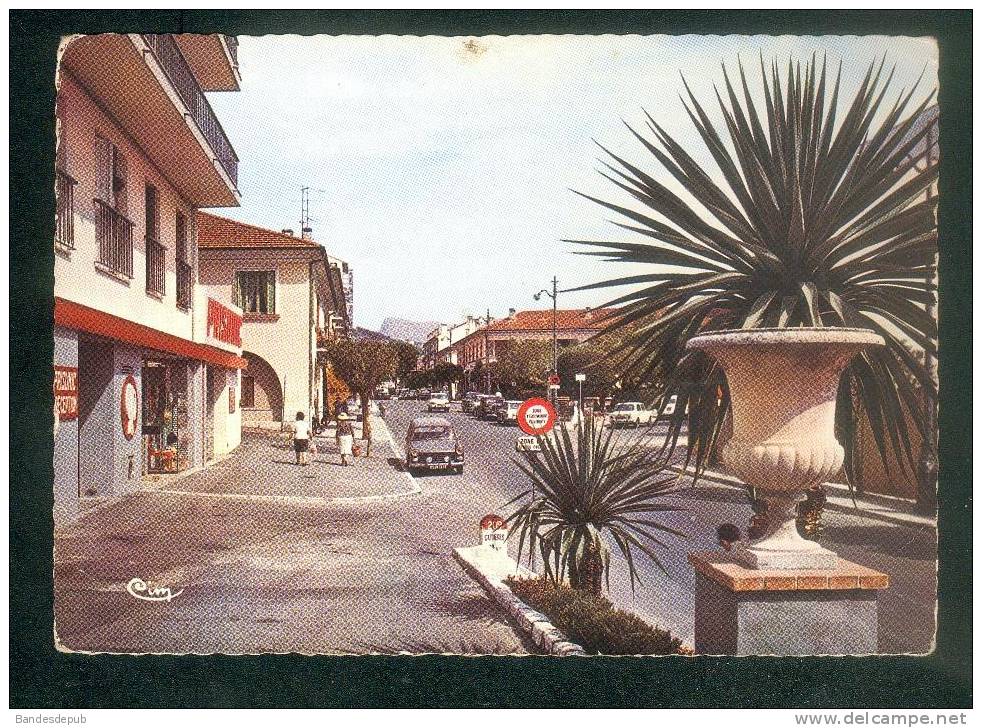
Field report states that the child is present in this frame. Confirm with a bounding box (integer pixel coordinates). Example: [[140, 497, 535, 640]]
[[293, 411, 310, 466], [336, 413, 354, 466]]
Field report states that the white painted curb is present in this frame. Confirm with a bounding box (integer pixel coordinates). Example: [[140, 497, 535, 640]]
[[453, 545, 586, 656]]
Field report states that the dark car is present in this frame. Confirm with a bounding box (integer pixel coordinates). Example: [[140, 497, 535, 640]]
[[405, 416, 464, 474], [481, 396, 504, 420], [461, 392, 480, 413]]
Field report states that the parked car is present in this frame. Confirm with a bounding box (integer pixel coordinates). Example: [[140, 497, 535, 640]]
[[496, 400, 522, 424], [607, 401, 655, 428], [427, 391, 450, 412], [417, 389, 431, 401], [405, 416, 464, 474], [461, 392, 481, 413]]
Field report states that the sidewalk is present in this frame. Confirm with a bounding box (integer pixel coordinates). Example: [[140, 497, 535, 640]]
[[155, 416, 417, 502]]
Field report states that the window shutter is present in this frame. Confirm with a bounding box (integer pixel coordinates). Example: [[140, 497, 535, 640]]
[[94, 136, 111, 204], [266, 272, 275, 314]]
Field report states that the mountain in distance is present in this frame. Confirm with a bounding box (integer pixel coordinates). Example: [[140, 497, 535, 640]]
[[378, 317, 440, 346], [351, 326, 397, 342]]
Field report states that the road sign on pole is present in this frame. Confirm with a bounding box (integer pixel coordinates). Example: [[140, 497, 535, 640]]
[[517, 397, 557, 436], [547, 374, 560, 386]]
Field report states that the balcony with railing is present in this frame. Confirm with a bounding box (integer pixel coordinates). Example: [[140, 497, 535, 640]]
[[55, 170, 76, 252], [141, 34, 239, 186], [145, 236, 166, 297], [94, 199, 134, 280], [177, 260, 193, 310]]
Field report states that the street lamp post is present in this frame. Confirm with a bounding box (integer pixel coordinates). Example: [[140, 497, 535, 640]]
[[534, 276, 559, 397]]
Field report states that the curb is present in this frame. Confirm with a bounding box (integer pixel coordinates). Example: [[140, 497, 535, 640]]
[[453, 546, 586, 656]]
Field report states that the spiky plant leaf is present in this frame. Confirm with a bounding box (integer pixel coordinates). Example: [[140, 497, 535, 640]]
[[569, 55, 938, 486], [503, 417, 685, 593]]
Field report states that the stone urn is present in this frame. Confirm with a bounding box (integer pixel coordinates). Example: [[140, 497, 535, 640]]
[[687, 328, 884, 569]]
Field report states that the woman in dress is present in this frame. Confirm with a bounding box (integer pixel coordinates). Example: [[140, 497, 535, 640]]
[[336, 413, 355, 466]]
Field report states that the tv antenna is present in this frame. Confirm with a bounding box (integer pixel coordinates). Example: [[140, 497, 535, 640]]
[[300, 186, 311, 231]]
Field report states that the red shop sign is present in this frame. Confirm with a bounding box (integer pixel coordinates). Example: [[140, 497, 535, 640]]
[[207, 298, 242, 347], [53, 365, 78, 422]]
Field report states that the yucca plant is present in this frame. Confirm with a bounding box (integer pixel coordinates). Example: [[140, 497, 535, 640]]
[[567, 54, 938, 485], [504, 418, 685, 594]]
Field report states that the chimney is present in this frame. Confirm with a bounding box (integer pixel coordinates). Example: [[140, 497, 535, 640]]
[[508, 308, 516, 318], [281, 228, 294, 236], [302, 226, 313, 240], [584, 306, 593, 320]]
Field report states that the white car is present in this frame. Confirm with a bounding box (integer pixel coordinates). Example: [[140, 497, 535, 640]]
[[427, 392, 450, 412], [496, 400, 522, 424], [608, 402, 655, 428]]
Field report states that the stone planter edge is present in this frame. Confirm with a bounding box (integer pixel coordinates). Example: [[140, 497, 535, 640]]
[[453, 546, 586, 656]]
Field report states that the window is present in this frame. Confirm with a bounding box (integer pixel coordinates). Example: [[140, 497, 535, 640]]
[[240, 376, 255, 408], [176, 212, 192, 310], [235, 271, 276, 314], [94, 136, 133, 278], [144, 184, 165, 296]]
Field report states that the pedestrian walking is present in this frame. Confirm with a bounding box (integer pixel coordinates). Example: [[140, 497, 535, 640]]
[[293, 411, 311, 466], [336, 412, 355, 466]]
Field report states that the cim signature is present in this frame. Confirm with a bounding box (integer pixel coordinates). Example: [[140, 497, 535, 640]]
[[126, 577, 184, 603]]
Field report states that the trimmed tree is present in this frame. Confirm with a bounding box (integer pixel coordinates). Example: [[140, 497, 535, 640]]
[[392, 340, 421, 385], [323, 339, 398, 456], [490, 340, 552, 398]]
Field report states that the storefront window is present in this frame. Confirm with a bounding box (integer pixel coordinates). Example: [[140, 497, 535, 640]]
[[142, 359, 190, 474]]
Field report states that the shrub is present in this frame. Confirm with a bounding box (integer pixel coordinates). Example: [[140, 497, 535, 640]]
[[506, 576, 685, 655]]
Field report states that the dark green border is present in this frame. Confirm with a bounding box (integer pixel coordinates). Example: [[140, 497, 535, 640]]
[[10, 10, 972, 709]]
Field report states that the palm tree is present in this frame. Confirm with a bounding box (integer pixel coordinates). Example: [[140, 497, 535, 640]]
[[567, 54, 938, 485], [504, 417, 685, 594]]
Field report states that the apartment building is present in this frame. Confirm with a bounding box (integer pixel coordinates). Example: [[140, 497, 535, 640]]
[[52, 33, 245, 525], [197, 214, 351, 428]]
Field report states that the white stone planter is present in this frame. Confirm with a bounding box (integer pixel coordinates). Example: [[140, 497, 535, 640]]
[[687, 328, 884, 569]]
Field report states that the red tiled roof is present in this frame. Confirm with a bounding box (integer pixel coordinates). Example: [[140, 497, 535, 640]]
[[486, 308, 619, 333], [197, 211, 321, 249]]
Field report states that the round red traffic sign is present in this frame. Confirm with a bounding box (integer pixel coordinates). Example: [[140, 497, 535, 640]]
[[516, 397, 557, 436], [547, 374, 560, 386]]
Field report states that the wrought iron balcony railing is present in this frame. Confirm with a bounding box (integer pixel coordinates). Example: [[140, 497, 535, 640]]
[[141, 34, 239, 186], [55, 169, 76, 251], [95, 199, 134, 278]]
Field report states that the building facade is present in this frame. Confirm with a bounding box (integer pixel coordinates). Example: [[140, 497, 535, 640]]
[[197, 214, 351, 428], [453, 308, 614, 392], [53, 33, 246, 526]]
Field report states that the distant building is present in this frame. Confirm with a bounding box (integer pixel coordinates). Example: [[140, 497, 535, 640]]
[[197, 214, 350, 427], [52, 33, 244, 525], [453, 308, 615, 393]]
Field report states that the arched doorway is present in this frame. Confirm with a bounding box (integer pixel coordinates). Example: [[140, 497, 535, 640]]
[[240, 351, 284, 425]]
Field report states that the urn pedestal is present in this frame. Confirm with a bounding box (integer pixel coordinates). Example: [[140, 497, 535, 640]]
[[687, 328, 884, 570]]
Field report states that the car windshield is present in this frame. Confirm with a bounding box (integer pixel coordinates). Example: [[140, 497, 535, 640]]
[[613, 404, 637, 411], [432, 393, 448, 399], [411, 427, 451, 441]]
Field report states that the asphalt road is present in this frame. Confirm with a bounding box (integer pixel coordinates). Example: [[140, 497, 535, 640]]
[[384, 398, 937, 654]]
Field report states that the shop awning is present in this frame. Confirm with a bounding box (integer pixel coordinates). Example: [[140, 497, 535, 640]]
[[55, 297, 248, 370]]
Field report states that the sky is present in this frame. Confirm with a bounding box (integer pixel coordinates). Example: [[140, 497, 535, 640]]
[[207, 34, 938, 331]]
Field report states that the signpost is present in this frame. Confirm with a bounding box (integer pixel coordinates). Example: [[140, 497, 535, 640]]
[[575, 372, 586, 415], [479, 513, 508, 553]]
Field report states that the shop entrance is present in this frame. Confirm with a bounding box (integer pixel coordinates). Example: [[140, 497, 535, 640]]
[[77, 338, 114, 497], [142, 357, 190, 474]]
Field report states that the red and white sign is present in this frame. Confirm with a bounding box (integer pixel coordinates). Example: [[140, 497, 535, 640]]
[[480, 513, 508, 552], [120, 374, 139, 441], [547, 374, 560, 386], [53, 365, 78, 422], [517, 397, 556, 436], [207, 298, 242, 347]]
